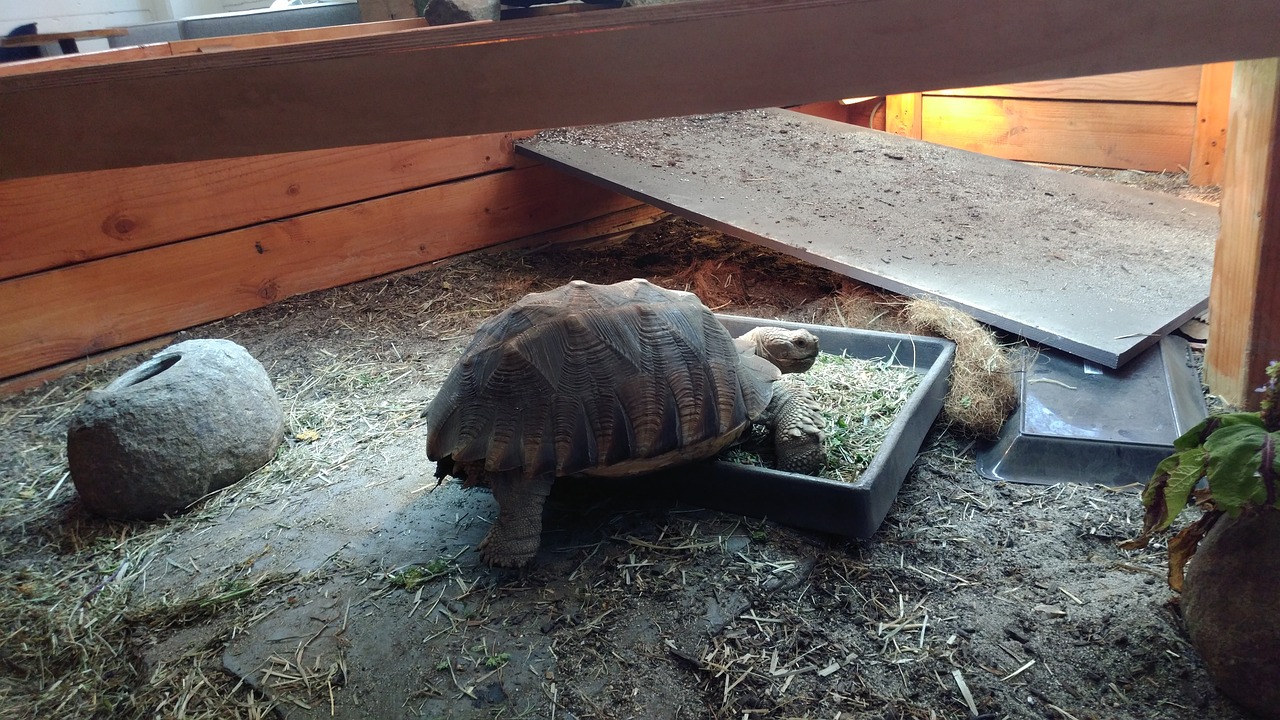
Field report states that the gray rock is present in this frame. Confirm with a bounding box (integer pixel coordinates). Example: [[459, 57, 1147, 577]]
[[67, 339, 286, 520], [424, 0, 498, 25]]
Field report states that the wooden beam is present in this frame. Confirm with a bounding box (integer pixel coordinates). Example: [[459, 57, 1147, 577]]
[[0, 165, 641, 380], [0, 17, 431, 80], [1190, 62, 1235, 186], [920, 97, 1196, 172], [3, 0, 1279, 179], [0, 132, 526, 280], [1205, 58, 1280, 409]]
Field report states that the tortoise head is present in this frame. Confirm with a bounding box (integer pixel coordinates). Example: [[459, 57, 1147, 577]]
[[736, 327, 820, 373]]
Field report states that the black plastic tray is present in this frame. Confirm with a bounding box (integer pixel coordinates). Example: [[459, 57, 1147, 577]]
[[975, 336, 1206, 487], [557, 316, 954, 539]]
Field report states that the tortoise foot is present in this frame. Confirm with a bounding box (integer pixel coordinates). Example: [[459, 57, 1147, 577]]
[[478, 525, 540, 568]]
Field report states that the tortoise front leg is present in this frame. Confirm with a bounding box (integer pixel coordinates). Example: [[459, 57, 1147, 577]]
[[763, 378, 826, 474], [479, 475, 553, 567]]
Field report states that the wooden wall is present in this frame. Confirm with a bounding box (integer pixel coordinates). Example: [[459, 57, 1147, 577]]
[[0, 18, 658, 389], [882, 64, 1234, 185], [0, 134, 655, 388], [2, 2, 1276, 400]]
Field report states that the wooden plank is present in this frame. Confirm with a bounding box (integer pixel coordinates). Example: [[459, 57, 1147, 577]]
[[0, 132, 526, 280], [0, 45, 173, 78], [498, 204, 666, 252], [1205, 58, 1280, 408], [0, 165, 640, 380], [927, 66, 1202, 102], [3, 0, 1279, 179], [0, 335, 176, 398], [0, 28, 128, 47], [920, 97, 1196, 171], [0, 17, 429, 79], [884, 93, 922, 138], [1190, 62, 1235, 186]]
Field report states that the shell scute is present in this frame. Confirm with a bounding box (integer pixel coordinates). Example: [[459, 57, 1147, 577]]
[[426, 279, 765, 482]]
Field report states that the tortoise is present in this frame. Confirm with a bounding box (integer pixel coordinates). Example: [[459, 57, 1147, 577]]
[[425, 278, 825, 567]]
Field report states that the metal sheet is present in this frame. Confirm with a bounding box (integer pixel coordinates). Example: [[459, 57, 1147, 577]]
[[517, 109, 1218, 368]]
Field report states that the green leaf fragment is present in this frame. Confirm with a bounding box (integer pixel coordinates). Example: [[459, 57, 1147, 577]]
[[1203, 423, 1269, 514]]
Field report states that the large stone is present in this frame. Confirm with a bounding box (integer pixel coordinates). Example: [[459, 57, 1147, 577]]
[[67, 339, 286, 520], [1182, 508, 1280, 720]]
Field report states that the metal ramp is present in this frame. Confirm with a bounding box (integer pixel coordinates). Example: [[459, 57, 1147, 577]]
[[517, 108, 1218, 368]]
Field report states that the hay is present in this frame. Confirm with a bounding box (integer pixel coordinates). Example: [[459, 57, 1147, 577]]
[[904, 298, 1018, 438], [0, 280, 441, 720], [724, 352, 922, 481]]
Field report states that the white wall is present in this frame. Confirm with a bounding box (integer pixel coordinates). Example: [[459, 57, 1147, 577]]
[[2, 0, 273, 52], [2, 0, 158, 33]]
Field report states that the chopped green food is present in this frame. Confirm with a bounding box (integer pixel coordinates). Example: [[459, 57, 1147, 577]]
[[387, 558, 451, 591], [721, 352, 923, 482]]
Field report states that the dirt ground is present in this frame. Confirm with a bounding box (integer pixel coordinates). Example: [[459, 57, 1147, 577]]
[[0, 202, 1246, 719]]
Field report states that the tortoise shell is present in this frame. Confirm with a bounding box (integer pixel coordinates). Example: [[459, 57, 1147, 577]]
[[425, 278, 779, 484]]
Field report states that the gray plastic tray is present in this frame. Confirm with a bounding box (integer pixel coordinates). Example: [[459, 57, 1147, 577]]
[[557, 316, 955, 539], [975, 336, 1207, 487]]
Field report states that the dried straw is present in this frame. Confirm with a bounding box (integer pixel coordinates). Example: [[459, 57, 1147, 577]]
[[904, 298, 1018, 438], [724, 353, 921, 481]]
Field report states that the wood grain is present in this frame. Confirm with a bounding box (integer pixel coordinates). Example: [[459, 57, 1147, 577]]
[[0, 132, 525, 280], [1190, 62, 1235, 186], [0, 16, 429, 79], [920, 97, 1196, 171], [927, 66, 1202, 102], [0, 45, 170, 78], [3, 0, 1278, 178], [884, 93, 922, 139], [0, 165, 640, 380], [1205, 59, 1280, 408]]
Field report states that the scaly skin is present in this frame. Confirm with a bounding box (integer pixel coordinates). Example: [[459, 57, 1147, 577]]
[[736, 326, 820, 373], [478, 475, 554, 568], [763, 376, 826, 474]]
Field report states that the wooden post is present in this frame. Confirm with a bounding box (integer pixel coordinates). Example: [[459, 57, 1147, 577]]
[[1190, 62, 1234, 186], [884, 93, 923, 138], [1205, 58, 1280, 408]]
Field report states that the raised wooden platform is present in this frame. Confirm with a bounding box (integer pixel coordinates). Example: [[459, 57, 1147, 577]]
[[518, 109, 1219, 367]]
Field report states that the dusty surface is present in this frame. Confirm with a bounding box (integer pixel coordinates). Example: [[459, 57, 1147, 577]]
[[520, 109, 1219, 368], [0, 215, 1247, 720]]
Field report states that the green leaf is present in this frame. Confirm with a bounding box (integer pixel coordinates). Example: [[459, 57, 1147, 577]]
[[1123, 449, 1207, 549], [1203, 423, 1268, 514], [1173, 413, 1263, 451], [1145, 449, 1205, 531]]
